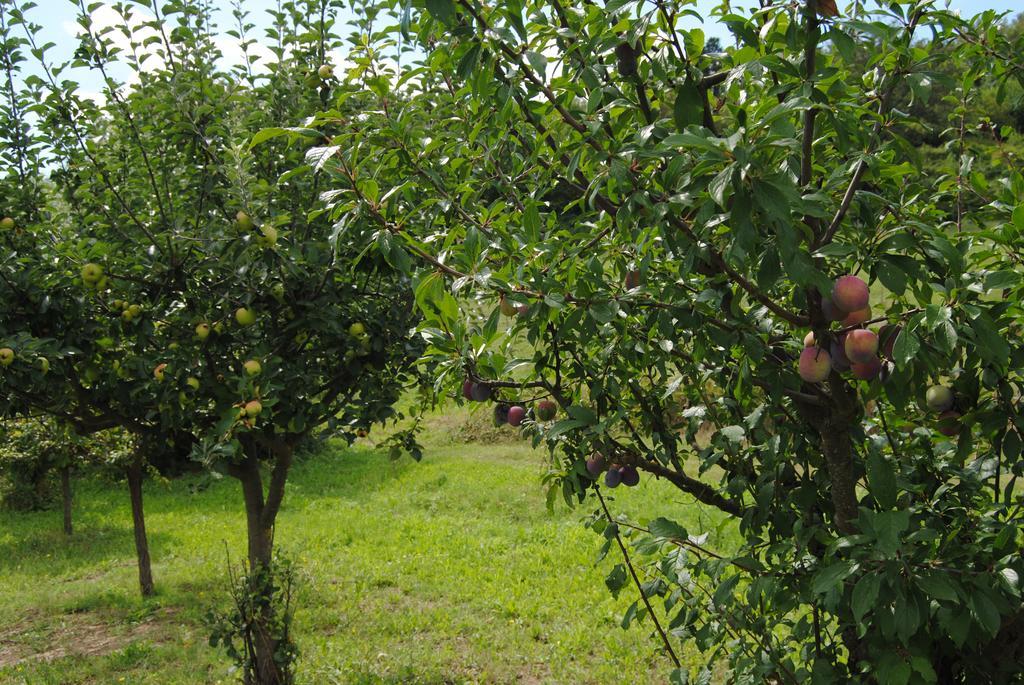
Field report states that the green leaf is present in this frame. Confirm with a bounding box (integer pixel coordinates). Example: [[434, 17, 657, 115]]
[[852, 573, 881, 622], [719, 425, 745, 443], [605, 564, 628, 598], [892, 327, 920, 370], [968, 313, 1009, 370], [866, 452, 897, 509], [983, 270, 1020, 291], [812, 560, 857, 595], [673, 78, 703, 131], [970, 591, 1001, 637], [708, 164, 735, 208], [649, 517, 688, 540], [424, 0, 455, 25], [525, 51, 547, 79], [916, 571, 958, 602]]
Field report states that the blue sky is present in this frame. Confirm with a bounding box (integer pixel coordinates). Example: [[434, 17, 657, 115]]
[[27, 0, 1024, 95]]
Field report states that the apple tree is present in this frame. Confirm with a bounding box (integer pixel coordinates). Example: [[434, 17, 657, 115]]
[[0, 1, 422, 681], [317, 0, 1024, 681]]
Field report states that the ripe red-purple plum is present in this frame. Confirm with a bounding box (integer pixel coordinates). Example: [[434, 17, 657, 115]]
[[842, 306, 872, 327], [462, 379, 474, 400], [469, 383, 491, 402], [879, 324, 900, 360], [832, 275, 870, 313], [821, 297, 847, 322], [620, 465, 640, 487], [507, 405, 526, 426], [516, 304, 529, 316], [830, 337, 851, 371], [844, 329, 879, 364], [604, 466, 623, 488], [937, 410, 961, 437], [926, 385, 954, 412], [493, 404, 510, 426], [624, 270, 641, 290], [586, 455, 607, 477], [851, 357, 881, 380], [535, 400, 557, 421], [798, 347, 831, 383]]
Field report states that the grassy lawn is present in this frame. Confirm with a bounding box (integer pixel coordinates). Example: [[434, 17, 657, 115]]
[[0, 410, 733, 684]]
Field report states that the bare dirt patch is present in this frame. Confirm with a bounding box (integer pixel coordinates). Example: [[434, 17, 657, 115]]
[[0, 607, 175, 668]]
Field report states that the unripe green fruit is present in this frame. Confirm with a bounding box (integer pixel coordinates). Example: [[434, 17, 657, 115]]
[[196, 323, 211, 340], [81, 263, 103, 285], [121, 310, 134, 323], [0, 347, 14, 366], [244, 400, 263, 417], [349, 322, 365, 336], [38, 357, 49, 374], [0, 217, 14, 230], [257, 226, 278, 247], [235, 210, 254, 232], [500, 297, 517, 317], [271, 283, 285, 301], [318, 64, 334, 79], [243, 360, 262, 376], [186, 376, 200, 390], [128, 304, 142, 317], [153, 363, 167, 381], [926, 385, 954, 412], [235, 307, 257, 326]]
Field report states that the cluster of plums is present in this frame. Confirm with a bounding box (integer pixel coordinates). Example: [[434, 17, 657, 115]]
[[585, 454, 640, 488], [926, 384, 963, 436], [461, 378, 558, 427], [798, 275, 896, 383]]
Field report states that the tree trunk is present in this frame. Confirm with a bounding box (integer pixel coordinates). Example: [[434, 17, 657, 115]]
[[61, 465, 73, 536], [126, 457, 155, 597], [233, 443, 293, 685], [820, 427, 859, 535]]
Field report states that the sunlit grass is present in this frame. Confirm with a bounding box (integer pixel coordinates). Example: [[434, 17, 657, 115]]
[[0, 409, 732, 684]]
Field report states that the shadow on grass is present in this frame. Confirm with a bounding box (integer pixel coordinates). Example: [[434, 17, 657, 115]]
[[0, 524, 175, 580]]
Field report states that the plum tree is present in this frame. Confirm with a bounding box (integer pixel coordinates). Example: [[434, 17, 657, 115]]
[[322, 0, 1024, 680]]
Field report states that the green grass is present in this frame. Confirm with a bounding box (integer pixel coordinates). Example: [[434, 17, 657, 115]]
[[0, 410, 734, 684]]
